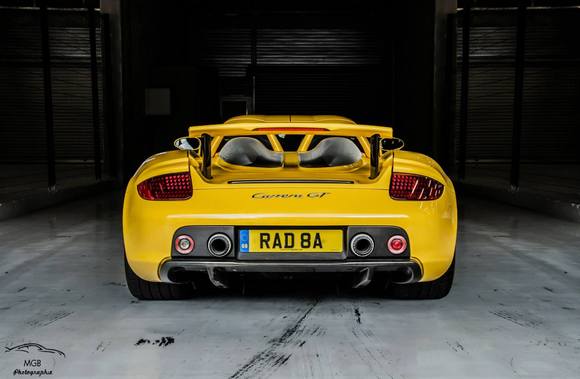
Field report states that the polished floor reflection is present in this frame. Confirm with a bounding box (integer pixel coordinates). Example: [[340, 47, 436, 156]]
[[0, 192, 579, 378]]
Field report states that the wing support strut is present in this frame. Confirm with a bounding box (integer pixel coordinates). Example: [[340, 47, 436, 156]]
[[369, 134, 380, 179], [201, 133, 212, 179]]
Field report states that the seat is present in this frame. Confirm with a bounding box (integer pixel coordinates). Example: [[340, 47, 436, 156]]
[[299, 137, 362, 167], [219, 137, 283, 167]]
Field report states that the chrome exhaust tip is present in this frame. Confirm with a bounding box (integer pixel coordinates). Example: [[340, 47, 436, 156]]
[[207, 233, 232, 257], [350, 233, 374, 257]]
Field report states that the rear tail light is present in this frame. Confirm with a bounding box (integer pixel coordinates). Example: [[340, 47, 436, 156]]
[[389, 173, 444, 200], [387, 235, 407, 254], [254, 127, 329, 132], [137, 172, 192, 200]]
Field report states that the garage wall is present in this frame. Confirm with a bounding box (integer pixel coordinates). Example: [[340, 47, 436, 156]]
[[0, 8, 106, 164], [193, 10, 392, 125], [254, 65, 389, 125], [253, 27, 389, 124], [113, 0, 456, 179], [455, 6, 580, 196], [456, 8, 580, 163]]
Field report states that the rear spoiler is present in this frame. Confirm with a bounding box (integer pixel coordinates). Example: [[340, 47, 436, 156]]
[[187, 123, 393, 139], [177, 123, 402, 180]]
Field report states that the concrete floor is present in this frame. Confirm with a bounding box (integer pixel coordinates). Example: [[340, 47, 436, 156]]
[[0, 193, 579, 379]]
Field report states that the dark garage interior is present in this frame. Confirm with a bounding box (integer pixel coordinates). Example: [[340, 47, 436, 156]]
[[0, 0, 579, 378]]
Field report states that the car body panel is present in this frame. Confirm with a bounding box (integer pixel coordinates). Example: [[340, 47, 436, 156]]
[[123, 115, 457, 284]]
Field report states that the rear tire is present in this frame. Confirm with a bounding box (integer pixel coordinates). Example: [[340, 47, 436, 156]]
[[125, 256, 194, 300], [386, 258, 455, 300]]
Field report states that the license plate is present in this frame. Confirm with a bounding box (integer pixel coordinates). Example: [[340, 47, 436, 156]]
[[239, 229, 343, 253]]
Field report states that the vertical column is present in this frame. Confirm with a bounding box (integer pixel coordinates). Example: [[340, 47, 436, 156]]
[[458, 0, 471, 180], [40, 0, 56, 189], [88, 6, 102, 180], [101, 14, 117, 178], [510, 1, 526, 190], [250, 24, 257, 114]]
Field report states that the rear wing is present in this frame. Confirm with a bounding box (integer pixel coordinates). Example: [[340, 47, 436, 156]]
[[178, 123, 401, 180], [187, 123, 393, 139]]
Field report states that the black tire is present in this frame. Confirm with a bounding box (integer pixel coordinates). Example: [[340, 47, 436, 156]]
[[125, 256, 194, 300], [386, 258, 455, 300]]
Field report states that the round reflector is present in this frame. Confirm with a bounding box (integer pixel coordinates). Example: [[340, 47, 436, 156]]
[[387, 235, 407, 255], [175, 235, 195, 255]]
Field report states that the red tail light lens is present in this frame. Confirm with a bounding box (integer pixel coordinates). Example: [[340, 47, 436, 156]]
[[390, 173, 444, 200], [175, 235, 195, 255], [137, 172, 192, 200], [387, 235, 407, 254], [254, 127, 329, 132]]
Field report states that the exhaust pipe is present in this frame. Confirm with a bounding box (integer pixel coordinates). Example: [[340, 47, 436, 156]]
[[391, 267, 416, 284], [350, 233, 374, 257], [167, 267, 190, 283], [207, 233, 232, 257]]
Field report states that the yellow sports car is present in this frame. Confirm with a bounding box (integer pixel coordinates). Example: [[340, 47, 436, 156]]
[[123, 115, 457, 300]]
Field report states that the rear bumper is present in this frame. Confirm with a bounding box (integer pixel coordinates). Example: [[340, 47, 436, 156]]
[[124, 187, 457, 283], [159, 259, 422, 284]]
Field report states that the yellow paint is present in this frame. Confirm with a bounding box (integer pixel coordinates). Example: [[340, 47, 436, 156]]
[[283, 152, 300, 167], [188, 122, 393, 138], [124, 115, 457, 283], [297, 134, 314, 152], [225, 115, 356, 124]]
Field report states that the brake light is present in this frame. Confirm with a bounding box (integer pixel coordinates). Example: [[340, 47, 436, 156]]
[[389, 173, 444, 200], [175, 235, 195, 254], [387, 235, 407, 254], [254, 127, 329, 132], [137, 172, 192, 200]]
